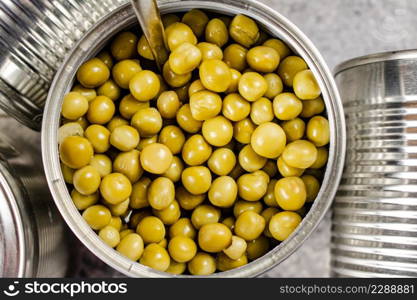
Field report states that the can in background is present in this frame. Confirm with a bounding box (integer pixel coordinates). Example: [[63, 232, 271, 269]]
[[0, 116, 68, 277], [332, 50, 417, 277], [0, 0, 127, 130]]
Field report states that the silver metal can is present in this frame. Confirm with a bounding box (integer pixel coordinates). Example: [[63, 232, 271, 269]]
[[42, 0, 345, 277], [332, 50, 417, 277], [0, 0, 128, 130], [0, 118, 68, 277]]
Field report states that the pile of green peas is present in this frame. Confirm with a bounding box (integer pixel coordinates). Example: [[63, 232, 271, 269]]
[[58, 9, 330, 275]]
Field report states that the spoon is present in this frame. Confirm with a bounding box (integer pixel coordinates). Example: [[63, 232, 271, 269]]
[[130, 0, 169, 70]]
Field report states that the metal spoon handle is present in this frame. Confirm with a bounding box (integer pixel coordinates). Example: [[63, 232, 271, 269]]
[[130, 0, 169, 70]]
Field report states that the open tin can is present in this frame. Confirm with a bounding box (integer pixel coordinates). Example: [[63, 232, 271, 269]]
[[42, 0, 346, 277]]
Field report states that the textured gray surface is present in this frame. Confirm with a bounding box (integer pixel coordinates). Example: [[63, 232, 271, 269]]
[[3, 0, 417, 278]]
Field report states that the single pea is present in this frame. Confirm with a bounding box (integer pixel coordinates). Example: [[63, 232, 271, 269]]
[[237, 172, 268, 201], [310, 147, 328, 169], [110, 125, 140, 151], [277, 56, 308, 87], [262, 160, 278, 178], [300, 96, 325, 118], [77, 58, 110, 88], [229, 14, 259, 48], [197, 42, 223, 61], [282, 140, 318, 169], [147, 177, 175, 210], [282, 118, 306, 142], [176, 186, 206, 211], [168, 236, 197, 263], [156, 91, 181, 119], [62, 116, 89, 130], [182, 9, 209, 37], [162, 61, 192, 88], [250, 97, 274, 125], [277, 156, 304, 177], [222, 216, 235, 231], [263, 179, 278, 207], [97, 79, 121, 101], [188, 252, 216, 275], [169, 218, 196, 239], [263, 38, 291, 59], [176, 104, 203, 133], [238, 144, 267, 172], [222, 93, 250, 122], [71, 189, 99, 210], [234, 211, 265, 241], [61, 92, 89, 120], [129, 177, 151, 209], [238, 72, 267, 102], [96, 51, 114, 69], [119, 229, 133, 240], [205, 18, 229, 47], [104, 197, 129, 217], [99, 225, 120, 248], [162, 156, 184, 183], [182, 166, 212, 195], [169, 42, 202, 75], [136, 135, 157, 151], [274, 177, 306, 211], [307, 116, 330, 147], [269, 211, 302, 241], [301, 175, 320, 202], [166, 261, 186, 275], [129, 70, 160, 102], [137, 35, 154, 60], [226, 69, 242, 94], [72, 84, 97, 102], [199, 59, 232, 93], [140, 143, 173, 174], [188, 79, 206, 97], [251, 122, 286, 159], [234, 118, 256, 144], [131, 107, 162, 137], [158, 125, 185, 155], [182, 134, 212, 166], [73, 165, 101, 195], [198, 223, 232, 253], [108, 216, 123, 231], [119, 94, 149, 120], [116, 233, 144, 261], [162, 14, 180, 28], [207, 148, 236, 176], [87, 96, 115, 125], [247, 46, 280, 73], [217, 252, 248, 271], [208, 176, 238, 208], [223, 44, 248, 72], [136, 216, 166, 244], [223, 235, 247, 260], [233, 200, 263, 218], [264, 73, 284, 99], [110, 31, 138, 60], [82, 205, 111, 230], [189, 90, 222, 121], [61, 163, 74, 184], [113, 149, 142, 183], [261, 207, 280, 237], [59, 136, 93, 169], [107, 116, 129, 132], [246, 236, 270, 260], [293, 69, 321, 100], [191, 204, 221, 229], [84, 124, 110, 153], [202, 116, 233, 147], [112, 59, 142, 89], [165, 22, 197, 51], [100, 173, 132, 205], [153, 200, 181, 225], [273, 93, 302, 121]]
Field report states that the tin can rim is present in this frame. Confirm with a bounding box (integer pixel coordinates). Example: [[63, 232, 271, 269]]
[[334, 49, 417, 76]]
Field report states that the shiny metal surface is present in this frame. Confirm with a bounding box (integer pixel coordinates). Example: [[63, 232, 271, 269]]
[[0, 0, 128, 130], [131, 0, 169, 69], [0, 117, 68, 277], [42, 0, 345, 277], [332, 50, 417, 277]]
